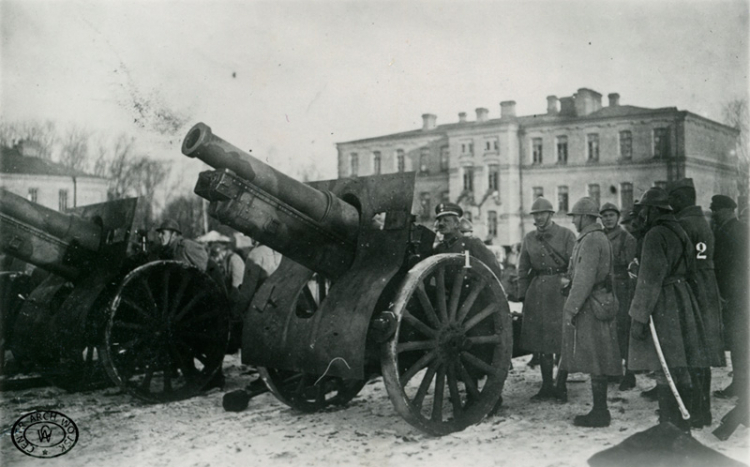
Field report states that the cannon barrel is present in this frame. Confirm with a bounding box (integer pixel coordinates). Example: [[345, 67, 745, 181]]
[[182, 123, 360, 245]]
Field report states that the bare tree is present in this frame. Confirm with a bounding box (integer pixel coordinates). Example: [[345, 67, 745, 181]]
[[160, 195, 205, 239], [59, 125, 91, 172], [0, 119, 57, 159], [130, 157, 170, 228], [722, 98, 749, 200], [93, 133, 138, 199]]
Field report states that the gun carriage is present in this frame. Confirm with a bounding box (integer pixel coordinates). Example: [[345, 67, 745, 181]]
[[0, 189, 231, 401], [184, 123, 513, 435]]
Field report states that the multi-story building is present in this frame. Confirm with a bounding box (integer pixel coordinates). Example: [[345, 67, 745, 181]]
[[336, 88, 740, 248], [1, 141, 109, 211]]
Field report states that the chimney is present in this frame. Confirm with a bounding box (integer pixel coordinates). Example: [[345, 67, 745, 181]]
[[546, 95, 559, 115], [422, 113, 437, 130], [608, 93, 620, 107], [475, 108, 489, 122], [500, 101, 516, 119], [458, 112, 467, 123], [559, 97, 576, 116], [574, 88, 602, 116]]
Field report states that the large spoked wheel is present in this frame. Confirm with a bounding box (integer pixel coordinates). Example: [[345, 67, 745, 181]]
[[259, 275, 366, 412], [381, 253, 512, 436], [100, 261, 230, 403]]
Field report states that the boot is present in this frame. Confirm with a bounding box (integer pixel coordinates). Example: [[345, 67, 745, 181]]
[[531, 353, 556, 401], [641, 385, 659, 401], [618, 371, 636, 391], [714, 381, 736, 399], [555, 370, 569, 403], [702, 369, 713, 426], [689, 368, 705, 428], [574, 377, 610, 427], [657, 383, 691, 434]]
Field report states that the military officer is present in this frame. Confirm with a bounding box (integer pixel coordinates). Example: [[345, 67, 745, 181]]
[[517, 197, 576, 401], [711, 195, 748, 402], [628, 187, 709, 433], [561, 197, 622, 427], [600, 202, 638, 391], [667, 179, 725, 427]]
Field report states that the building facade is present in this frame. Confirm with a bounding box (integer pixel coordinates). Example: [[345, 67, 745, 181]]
[[1, 142, 109, 212], [336, 88, 740, 247]]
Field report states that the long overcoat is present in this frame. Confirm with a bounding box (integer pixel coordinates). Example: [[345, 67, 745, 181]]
[[606, 225, 637, 359], [517, 222, 575, 353], [628, 215, 709, 371], [713, 216, 749, 347], [675, 205, 725, 366], [561, 223, 622, 376]]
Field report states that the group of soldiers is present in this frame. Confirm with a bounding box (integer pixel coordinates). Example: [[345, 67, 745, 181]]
[[497, 179, 748, 432]]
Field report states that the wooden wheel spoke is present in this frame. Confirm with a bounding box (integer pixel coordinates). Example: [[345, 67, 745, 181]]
[[400, 349, 438, 386], [169, 344, 197, 379], [455, 278, 486, 325], [122, 297, 157, 323], [460, 351, 497, 377], [435, 267, 448, 322], [457, 360, 481, 400], [138, 278, 158, 313], [397, 340, 437, 353], [448, 270, 465, 323], [446, 362, 463, 417], [170, 270, 192, 317], [315, 383, 326, 405], [164, 367, 173, 393], [462, 303, 499, 332], [117, 336, 146, 352], [161, 268, 170, 318], [140, 367, 154, 390], [403, 312, 437, 339], [179, 309, 219, 327], [416, 283, 441, 328], [466, 334, 502, 346], [412, 361, 438, 409], [431, 364, 446, 422], [177, 329, 224, 343], [173, 291, 210, 323], [113, 320, 147, 331]]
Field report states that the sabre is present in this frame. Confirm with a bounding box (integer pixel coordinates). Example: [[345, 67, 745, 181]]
[[649, 316, 690, 420]]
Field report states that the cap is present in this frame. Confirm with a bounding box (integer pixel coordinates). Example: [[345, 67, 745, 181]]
[[529, 197, 555, 214], [156, 218, 182, 234], [435, 202, 463, 219], [710, 195, 737, 211], [599, 202, 620, 215], [667, 178, 695, 195], [568, 197, 601, 217], [638, 187, 672, 211]]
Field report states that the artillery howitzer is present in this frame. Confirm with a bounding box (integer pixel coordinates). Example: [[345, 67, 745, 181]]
[[183, 123, 513, 435], [0, 189, 230, 401]]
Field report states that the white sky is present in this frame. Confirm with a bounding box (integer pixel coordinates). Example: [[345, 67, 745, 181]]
[[2, 0, 748, 195]]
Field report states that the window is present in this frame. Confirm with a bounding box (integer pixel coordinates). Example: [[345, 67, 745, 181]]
[[653, 128, 670, 158], [619, 131, 632, 160], [396, 149, 405, 172], [621, 182, 633, 211], [487, 164, 499, 191], [462, 167, 474, 192], [350, 153, 359, 177], [419, 192, 431, 220], [485, 138, 498, 152], [27, 188, 38, 203], [373, 151, 382, 175], [440, 146, 450, 172], [488, 211, 498, 237], [532, 138, 543, 164], [588, 184, 600, 207], [533, 186, 544, 199], [494, 140, 499, 151], [419, 147, 430, 173], [461, 142, 474, 154], [654, 180, 668, 190], [59, 189, 68, 212], [558, 186, 569, 213], [556, 136, 568, 164], [587, 133, 599, 162], [440, 190, 450, 203]]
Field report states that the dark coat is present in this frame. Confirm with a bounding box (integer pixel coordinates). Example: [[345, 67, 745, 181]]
[[517, 222, 576, 353], [713, 216, 749, 347], [561, 223, 622, 376], [434, 235, 504, 280], [627, 215, 709, 371], [675, 205, 725, 366], [606, 225, 637, 358], [159, 237, 208, 271]]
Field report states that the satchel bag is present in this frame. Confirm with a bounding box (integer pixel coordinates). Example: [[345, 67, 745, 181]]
[[588, 286, 619, 321]]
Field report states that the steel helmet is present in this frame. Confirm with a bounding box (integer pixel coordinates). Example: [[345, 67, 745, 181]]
[[599, 202, 620, 215], [529, 197, 555, 214], [156, 218, 182, 234], [638, 187, 672, 211], [568, 197, 600, 217]]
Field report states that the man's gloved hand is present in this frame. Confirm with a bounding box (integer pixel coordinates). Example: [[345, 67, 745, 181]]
[[630, 319, 648, 341]]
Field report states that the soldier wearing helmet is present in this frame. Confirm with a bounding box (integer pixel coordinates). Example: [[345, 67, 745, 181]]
[[156, 218, 209, 271], [517, 196, 575, 402], [599, 202, 638, 391], [559, 197, 622, 427], [667, 178, 725, 427], [627, 187, 709, 433]]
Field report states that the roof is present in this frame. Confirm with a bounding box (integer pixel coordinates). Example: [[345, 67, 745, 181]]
[[0, 147, 100, 178]]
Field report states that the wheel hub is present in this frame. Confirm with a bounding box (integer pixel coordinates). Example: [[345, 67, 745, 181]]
[[437, 325, 467, 359]]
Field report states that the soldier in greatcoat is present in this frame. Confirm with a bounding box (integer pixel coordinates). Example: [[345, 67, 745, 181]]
[[628, 187, 709, 433], [560, 197, 622, 427], [600, 202, 638, 390], [711, 195, 749, 402], [667, 178, 725, 428], [517, 197, 576, 401]]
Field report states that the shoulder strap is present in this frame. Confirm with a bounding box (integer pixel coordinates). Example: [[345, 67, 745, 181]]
[[657, 220, 696, 277], [538, 236, 569, 266]]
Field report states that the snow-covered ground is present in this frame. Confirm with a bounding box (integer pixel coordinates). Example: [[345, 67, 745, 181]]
[[1, 351, 748, 467]]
